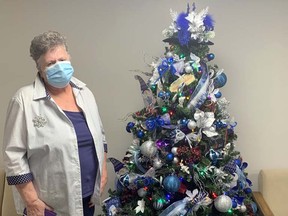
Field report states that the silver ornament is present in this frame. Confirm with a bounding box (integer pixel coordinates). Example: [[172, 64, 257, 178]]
[[171, 147, 178, 155], [187, 120, 197, 130], [166, 52, 173, 58], [140, 140, 157, 158], [153, 158, 163, 169], [173, 156, 179, 164], [239, 205, 247, 212], [137, 188, 147, 197], [185, 65, 193, 73], [214, 195, 232, 213]]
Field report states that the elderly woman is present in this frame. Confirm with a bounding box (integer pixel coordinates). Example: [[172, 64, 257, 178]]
[[3, 31, 108, 216]]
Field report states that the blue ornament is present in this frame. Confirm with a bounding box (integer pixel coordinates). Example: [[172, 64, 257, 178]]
[[156, 118, 165, 127], [167, 57, 174, 64], [232, 199, 238, 208], [126, 122, 135, 133], [158, 91, 165, 98], [137, 130, 144, 139], [214, 91, 222, 98], [214, 73, 227, 88], [207, 53, 215, 61], [166, 153, 174, 162], [165, 92, 171, 98], [180, 119, 188, 125], [244, 188, 252, 194], [146, 119, 156, 131], [163, 175, 180, 193]]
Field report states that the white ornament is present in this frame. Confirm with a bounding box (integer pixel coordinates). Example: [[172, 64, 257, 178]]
[[173, 156, 180, 164], [153, 158, 163, 169], [140, 140, 157, 158], [137, 188, 147, 197], [171, 147, 178, 155], [214, 195, 232, 213], [166, 52, 173, 58], [239, 205, 247, 212], [185, 65, 193, 73], [187, 120, 197, 130]]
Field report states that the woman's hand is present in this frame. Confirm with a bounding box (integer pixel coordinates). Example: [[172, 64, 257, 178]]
[[26, 198, 52, 216], [15, 181, 53, 216]]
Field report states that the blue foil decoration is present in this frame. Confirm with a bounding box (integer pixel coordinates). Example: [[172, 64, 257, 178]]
[[203, 14, 215, 31], [176, 12, 190, 46]]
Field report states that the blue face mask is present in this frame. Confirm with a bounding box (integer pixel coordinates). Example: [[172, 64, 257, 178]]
[[45, 61, 74, 88]]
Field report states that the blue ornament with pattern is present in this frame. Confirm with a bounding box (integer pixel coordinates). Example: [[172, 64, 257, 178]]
[[163, 175, 180, 193]]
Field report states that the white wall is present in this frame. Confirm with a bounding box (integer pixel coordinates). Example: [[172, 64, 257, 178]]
[[1, 0, 287, 213]]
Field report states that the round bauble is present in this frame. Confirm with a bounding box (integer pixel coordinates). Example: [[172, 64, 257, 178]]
[[207, 53, 215, 61], [153, 199, 164, 210], [140, 140, 157, 158], [214, 91, 222, 98], [163, 175, 181, 193], [137, 130, 145, 139], [213, 73, 227, 88], [239, 205, 247, 213], [214, 195, 232, 213], [185, 65, 193, 73], [166, 52, 173, 58], [126, 122, 135, 133], [171, 147, 178, 155], [187, 120, 197, 130], [166, 153, 174, 162], [137, 188, 147, 197], [244, 187, 252, 194], [173, 156, 180, 164]]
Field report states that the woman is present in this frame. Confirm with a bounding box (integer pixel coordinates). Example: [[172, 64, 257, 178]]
[[3, 31, 108, 216]]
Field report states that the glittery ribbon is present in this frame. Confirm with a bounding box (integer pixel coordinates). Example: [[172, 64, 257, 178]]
[[187, 61, 210, 109], [159, 198, 189, 216]]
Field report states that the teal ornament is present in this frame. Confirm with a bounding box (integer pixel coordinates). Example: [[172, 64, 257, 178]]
[[163, 175, 180, 193], [153, 199, 164, 210], [214, 73, 227, 88]]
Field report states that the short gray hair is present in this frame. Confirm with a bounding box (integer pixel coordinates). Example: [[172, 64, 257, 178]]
[[30, 31, 68, 62]]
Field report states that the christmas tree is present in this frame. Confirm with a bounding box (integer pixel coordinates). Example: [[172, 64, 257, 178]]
[[103, 4, 257, 216]]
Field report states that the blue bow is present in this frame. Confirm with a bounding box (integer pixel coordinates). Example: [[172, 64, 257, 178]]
[[157, 57, 176, 77]]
